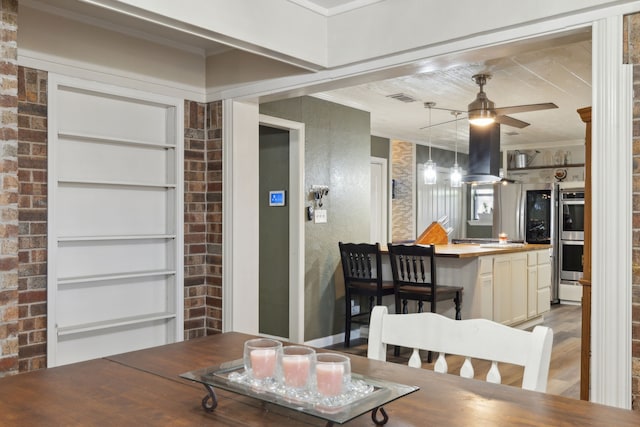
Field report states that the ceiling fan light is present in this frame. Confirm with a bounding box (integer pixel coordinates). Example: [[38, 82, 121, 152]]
[[468, 116, 495, 126], [468, 92, 496, 126], [424, 159, 437, 185]]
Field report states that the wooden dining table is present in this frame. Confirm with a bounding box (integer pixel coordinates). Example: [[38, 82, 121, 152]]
[[1, 332, 639, 426]]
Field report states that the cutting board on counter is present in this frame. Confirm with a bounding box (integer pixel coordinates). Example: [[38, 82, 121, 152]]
[[415, 221, 449, 245]]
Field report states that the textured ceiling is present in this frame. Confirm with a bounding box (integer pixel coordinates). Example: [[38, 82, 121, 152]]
[[312, 37, 592, 153]]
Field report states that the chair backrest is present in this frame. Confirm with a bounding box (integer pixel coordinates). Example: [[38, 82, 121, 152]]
[[367, 306, 554, 392], [338, 242, 383, 287], [387, 243, 436, 291]]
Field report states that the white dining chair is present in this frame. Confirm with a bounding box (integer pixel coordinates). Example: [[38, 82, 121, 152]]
[[367, 306, 554, 392]]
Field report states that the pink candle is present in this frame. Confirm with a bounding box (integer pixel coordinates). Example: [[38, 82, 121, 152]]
[[316, 363, 344, 396], [250, 348, 276, 379], [282, 355, 311, 388]]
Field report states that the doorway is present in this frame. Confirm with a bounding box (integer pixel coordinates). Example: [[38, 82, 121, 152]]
[[257, 115, 306, 343], [370, 157, 388, 244], [225, 9, 633, 406], [258, 126, 290, 338]]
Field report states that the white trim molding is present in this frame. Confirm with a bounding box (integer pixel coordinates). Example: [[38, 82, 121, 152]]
[[223, 3, 638, 406], [222, 100, 260, 335], [590, 15, 633, 409]]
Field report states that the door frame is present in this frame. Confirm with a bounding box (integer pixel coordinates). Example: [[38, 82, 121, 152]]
[[223, 4, 637, 407], [222, 106, 305, 344], [258, 114, 305, 343], [370, 156, 388, 244]]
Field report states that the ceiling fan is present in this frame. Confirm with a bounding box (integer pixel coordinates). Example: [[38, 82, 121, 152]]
[[421, 73, 558, 129]]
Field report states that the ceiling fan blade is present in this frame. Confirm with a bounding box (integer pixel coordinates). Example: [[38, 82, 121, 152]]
[[419, 116, 466, 130], [431, 105, 463, 113], [495, 115, 530, 129], [494, 102, 558, 116]]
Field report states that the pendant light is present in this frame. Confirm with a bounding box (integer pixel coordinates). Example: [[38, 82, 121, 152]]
[[450, 111, 463, 188], [423, 102, 437, 185]]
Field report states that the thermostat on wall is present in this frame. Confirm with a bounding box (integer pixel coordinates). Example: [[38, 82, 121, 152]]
[[269, 190, 286, 206]]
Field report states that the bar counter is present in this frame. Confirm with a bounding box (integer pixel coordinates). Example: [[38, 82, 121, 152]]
[[380, 243, 553, 326], [381, 242, 552, 258]]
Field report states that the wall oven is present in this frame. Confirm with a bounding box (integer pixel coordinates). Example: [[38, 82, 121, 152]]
[[559, 189, 585, 241], [559, 239, 584, 282], [556, 184, 585, 303]]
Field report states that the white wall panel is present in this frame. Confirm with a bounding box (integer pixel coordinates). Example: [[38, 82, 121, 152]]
[[57, 239, 171, 278], [56, 186, 168, 237], [56, 277, 170, 326], [56, 320, 171, 366], [57, 88, 168, 144], [57, 138, 170, 185]]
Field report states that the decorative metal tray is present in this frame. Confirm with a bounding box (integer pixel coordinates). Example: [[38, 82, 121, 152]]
[[180, 359, 419, 426]]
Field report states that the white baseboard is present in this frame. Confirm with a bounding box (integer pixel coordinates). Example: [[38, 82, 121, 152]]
[[305, 328, 365, 348]]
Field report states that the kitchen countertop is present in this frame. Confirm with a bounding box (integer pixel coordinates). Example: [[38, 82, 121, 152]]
[[382, 243, 552, 259]]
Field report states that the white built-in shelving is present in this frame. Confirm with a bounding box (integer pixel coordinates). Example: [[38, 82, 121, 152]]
[[47, 75, 183, 367]]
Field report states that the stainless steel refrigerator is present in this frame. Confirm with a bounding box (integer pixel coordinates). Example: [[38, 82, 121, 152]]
[[493, 181, 558, 301], [492, 182, 555, 243]]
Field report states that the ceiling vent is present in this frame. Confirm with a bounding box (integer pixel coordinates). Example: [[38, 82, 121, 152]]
[[386, 93, 417, 103]]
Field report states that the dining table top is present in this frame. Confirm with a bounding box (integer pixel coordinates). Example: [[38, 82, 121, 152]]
[[1, 331, 639, 426]]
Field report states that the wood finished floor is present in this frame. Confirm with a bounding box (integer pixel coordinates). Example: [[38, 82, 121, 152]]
[[325, 303, 581, 399]]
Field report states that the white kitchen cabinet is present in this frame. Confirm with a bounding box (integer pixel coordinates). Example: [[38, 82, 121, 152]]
[[510, 253, 528, 324], [527, 253, 538, 318], [493, 253, 527, 325], [537, 250, 552, 314], [478, 257, 494, 319]]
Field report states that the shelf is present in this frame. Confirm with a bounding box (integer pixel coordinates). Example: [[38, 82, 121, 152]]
[[508, 163, 585, 171], [468, 219, 492, 226], [57, 234, 176, 242], [58, 269, 176, 285], [57, 312, 176, 337], [58, 131, 175, 150], [58, 179, 176, 189]]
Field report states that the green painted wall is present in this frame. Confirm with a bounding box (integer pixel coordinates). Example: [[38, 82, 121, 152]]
[[260, 96, 371, 341], [371, 135, 389, 159]]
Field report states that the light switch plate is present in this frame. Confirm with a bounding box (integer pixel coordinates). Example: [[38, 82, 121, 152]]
[[314, 209, 327, 223]]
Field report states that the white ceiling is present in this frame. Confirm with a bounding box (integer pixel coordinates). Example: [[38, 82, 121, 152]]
[[38, 0, 592, 155], [288, 0, 384, 16], [312, 36, 592, 153]]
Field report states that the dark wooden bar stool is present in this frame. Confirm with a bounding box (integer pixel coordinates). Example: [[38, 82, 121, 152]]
[[387, 243, 463, 360], [338, 242, 394, 347]]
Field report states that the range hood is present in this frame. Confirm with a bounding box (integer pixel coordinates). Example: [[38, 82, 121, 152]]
[[463, 123, 502, 183]]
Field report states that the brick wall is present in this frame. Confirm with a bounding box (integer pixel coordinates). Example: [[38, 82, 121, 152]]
[[183, 100, 223, 338], [391, 140, 415, 241], [0, 0, 19, 377], [183, 100, 208, 339], [206, 101, 222, 334], [626, 12, 640, 412], [17, 66, 47, 372]]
